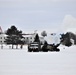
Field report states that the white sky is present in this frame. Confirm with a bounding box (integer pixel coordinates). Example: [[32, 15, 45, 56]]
[[0, 0, 76, 33]]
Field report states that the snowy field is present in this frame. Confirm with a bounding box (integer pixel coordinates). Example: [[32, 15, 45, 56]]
[[0, 45, 76, 75]]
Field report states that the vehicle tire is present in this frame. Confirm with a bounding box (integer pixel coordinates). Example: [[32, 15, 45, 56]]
[[28, 49, 32, 52], [43, 50, 48, 52], [33, 49, 39, 52], [56, 48, 60, 52]]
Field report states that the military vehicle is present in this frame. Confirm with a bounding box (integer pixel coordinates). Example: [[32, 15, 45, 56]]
[[28, 42, 41, 52]]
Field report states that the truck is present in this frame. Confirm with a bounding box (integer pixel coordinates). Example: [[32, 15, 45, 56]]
[[28, 42, 41, 52]]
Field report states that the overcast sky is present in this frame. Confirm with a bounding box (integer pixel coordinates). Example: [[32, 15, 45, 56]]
[[0, 0, 76, 33]]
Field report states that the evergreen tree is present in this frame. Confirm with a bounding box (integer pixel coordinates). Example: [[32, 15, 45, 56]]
[[34, 34, 40, 42], [5, 25, 24, 49]]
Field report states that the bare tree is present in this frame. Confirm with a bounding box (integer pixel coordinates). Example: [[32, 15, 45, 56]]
[[41, 31, 47, 37]]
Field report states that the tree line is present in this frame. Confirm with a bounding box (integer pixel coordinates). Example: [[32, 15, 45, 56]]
[[4, 25, 41, 49], [1, 25, 76, 49]]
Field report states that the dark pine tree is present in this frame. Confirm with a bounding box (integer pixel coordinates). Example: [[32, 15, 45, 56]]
[[34, 34, 40, 42], [5, 25, 24, 49]]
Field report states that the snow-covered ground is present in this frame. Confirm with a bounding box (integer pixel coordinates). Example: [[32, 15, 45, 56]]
[[0, 45, 76, 75]]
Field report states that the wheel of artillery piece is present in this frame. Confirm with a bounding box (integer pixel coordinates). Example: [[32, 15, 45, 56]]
[[55, 48, 60, 52], [43, 49, 48, 52]]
